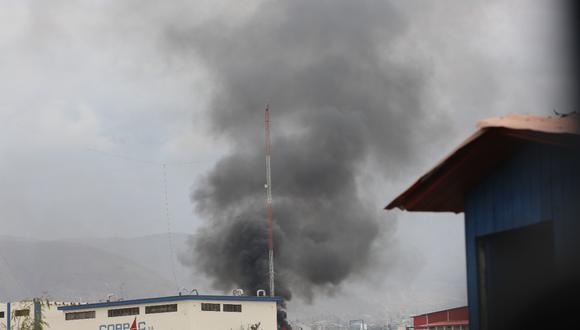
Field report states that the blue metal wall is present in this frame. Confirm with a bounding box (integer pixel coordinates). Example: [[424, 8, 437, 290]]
[[464, 142, 580, 330]]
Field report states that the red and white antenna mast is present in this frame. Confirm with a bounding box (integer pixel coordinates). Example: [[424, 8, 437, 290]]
[[264, 104, 275, 297]]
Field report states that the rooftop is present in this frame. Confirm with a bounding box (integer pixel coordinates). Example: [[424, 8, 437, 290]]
[[57, 294, 282, 311], [386, 113, 579, 213]]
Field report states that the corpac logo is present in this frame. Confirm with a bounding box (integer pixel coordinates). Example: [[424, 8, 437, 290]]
[[99, 317, 148, 330]]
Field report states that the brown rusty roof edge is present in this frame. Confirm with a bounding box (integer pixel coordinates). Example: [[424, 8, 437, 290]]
[[385, 114, 580, 212], [384, 128, 489, 211], [477, 113, 579, 134]]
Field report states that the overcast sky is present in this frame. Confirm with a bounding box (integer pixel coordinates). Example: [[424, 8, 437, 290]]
[[0, 0, 569, 321]]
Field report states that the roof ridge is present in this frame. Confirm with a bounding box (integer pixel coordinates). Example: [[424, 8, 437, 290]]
[[477, 113, 579, 135]]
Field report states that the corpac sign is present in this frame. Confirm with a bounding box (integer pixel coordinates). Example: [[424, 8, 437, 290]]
[[99, 317, 148, 330]]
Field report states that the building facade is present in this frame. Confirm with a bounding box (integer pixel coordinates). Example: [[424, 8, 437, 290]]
[[1, 294, 280, 330], [411, 306, 468, 330]]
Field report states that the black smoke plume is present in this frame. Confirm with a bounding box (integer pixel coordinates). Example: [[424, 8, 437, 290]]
[[174, 0, 442, 323]]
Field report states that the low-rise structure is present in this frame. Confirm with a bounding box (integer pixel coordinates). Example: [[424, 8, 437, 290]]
[[410, 306, 468, 330], [1, 294, 280, 330]]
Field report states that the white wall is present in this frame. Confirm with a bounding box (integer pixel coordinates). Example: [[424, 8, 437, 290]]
[[38, 298, 277, 330], [0, 302, 6, 328], [189, 300, 277, 330], [1, 301, 38, 330]]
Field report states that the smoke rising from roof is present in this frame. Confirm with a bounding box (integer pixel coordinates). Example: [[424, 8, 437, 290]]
[[176, 0, 444, 301]]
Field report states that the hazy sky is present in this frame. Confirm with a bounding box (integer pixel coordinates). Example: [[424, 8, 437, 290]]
[[0, 0, 568, 320], [0, 0, 565, 237]]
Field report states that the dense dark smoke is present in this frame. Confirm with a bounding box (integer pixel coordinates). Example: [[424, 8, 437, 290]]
[[175, 0, 441, 314]]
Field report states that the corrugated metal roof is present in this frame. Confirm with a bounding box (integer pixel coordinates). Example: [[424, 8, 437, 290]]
[[386, 113, 579, 213]]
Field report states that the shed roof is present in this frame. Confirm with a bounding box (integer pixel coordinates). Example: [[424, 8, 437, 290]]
[[386, 113, 579, 213]]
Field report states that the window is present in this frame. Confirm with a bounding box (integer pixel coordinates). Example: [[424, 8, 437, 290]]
[[65, 311, 96, 320], [145, 304, 177, 314], [0, 311, 4, 318], [223, 304, 242, 312], [14, 309, 29, 317], [108, 307, 139, 317], [201, 303, 220, 312]]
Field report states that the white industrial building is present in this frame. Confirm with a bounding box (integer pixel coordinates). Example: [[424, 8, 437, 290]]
[[0, 294, 280, 330]]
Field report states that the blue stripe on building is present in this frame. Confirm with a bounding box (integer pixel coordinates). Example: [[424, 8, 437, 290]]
[[34, 299, 42, 329], [58, 295, 282, 311], [7, 302, 10, 330]]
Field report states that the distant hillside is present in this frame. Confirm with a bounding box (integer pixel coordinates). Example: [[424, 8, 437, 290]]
[[0, 234, 466, 325], [66, 233, 196, 287], [0, 234, 210, 302]]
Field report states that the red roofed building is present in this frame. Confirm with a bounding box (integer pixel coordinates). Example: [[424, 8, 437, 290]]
[[411, 306, 469, 330]]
